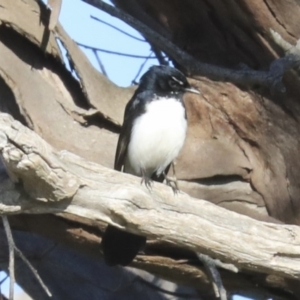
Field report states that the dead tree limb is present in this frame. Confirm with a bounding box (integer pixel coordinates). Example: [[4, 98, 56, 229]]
[[1, 113, 300, 283]]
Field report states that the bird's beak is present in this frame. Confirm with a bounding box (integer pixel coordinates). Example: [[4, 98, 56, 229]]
[[184, 87, 201, 94]]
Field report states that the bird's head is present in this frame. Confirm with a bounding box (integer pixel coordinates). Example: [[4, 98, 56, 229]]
[[138, 65, 200, 97]]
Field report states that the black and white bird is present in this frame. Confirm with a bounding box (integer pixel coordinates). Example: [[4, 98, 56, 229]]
[[101, 65, 200, 266]]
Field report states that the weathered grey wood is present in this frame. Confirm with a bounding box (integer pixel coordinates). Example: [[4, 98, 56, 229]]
[[1, 113, 300, 282]]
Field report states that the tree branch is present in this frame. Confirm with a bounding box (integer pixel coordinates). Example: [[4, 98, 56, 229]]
[[92, 49, 108, 77], [90, 15, 146, 42], [81, 0, 300, 92], [76, 42, 157, 59], [2, 216, 15, 300], [1, 216, 52, 298], [197, 253, 227, 300], [1, 113, 300, 284]]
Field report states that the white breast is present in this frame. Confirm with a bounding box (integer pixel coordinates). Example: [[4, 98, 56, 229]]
[[125, 97, 187, 177]]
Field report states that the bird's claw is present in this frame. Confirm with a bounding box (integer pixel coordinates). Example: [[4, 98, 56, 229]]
[[164, 174, 179, 194], [141, 174, 152, 190]]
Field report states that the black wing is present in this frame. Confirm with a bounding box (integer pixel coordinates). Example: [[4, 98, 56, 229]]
[[114, 91, 147, 171], [114, 114, 132, 171], [102, 91, 148, 266]]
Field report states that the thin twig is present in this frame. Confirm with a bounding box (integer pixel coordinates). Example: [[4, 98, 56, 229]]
[[90, 15, 145, 42], [205, 258, 238, 273], [82, 0, 300, 92], [0, 275, 9, 292], [132, 51, 153, 84], [0, 274, 9, 286], [92, 49, 108, 77], [0, 275, 9, 300], [1, 216, 52, 298], [151, 46, 169, 66], [76, 42, 156, 59], [81, 0, 192, 64], [14, 246, 52, 297], [2, 216, 15, 300], [197, 253, 228, 300]]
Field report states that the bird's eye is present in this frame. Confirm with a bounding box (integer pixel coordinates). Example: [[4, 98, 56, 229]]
[[168, 79, 178, 89]]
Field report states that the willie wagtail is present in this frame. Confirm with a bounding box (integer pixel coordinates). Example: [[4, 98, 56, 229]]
[[101, 65, 200, 266]]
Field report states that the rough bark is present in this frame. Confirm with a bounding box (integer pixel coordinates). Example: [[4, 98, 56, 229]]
[[1, 112, 299, 299], [5, 113, 300, 277]]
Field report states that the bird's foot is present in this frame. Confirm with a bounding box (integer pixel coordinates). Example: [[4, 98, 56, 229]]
[[141, 177, 152, 190], [163, 173, 179, 194], [141, 170, 152, 190]]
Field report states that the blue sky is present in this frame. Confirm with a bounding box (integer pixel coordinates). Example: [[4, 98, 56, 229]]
[[1, 1, 251, 299], [60, 0, 158, 87]]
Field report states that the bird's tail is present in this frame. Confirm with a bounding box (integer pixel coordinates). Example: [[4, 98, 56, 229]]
[[101, 225, 146, 266]]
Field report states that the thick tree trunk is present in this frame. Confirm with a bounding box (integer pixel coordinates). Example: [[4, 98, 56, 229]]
[[1, 0, 300, 299]]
